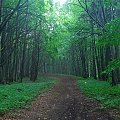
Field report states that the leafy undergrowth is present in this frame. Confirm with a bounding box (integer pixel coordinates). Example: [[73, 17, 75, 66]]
[[77, 78, 120, 110], [0, 76, 56, 115]]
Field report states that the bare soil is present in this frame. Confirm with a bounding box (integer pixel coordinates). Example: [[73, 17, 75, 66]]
[[1, 75, 120, 120]]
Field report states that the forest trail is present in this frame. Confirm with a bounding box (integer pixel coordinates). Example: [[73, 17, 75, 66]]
[[3, 75, 116, 120]]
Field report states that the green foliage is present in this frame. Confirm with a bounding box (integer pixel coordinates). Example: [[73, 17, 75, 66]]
[[42, 0, 84, 58], [103, 59, 120, 74], [0, 77, 56, 115], [98, 18, 120, 46], [77, 79, 120, 110], [104, 0, 114, 6]]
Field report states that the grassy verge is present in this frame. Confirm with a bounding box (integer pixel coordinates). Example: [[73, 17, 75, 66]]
[[0, 76, 56, 115], [77, 78, 120, 110]]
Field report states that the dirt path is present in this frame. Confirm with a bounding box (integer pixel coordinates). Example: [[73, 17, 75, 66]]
[[3, 75, 118, 120]]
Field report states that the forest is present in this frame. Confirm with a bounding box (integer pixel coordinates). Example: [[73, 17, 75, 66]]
[[0, 0, 120, 119]]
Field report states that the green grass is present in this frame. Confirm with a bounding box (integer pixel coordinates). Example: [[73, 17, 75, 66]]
[[77, 78, 120, 110], [0, 76, 56, 115]]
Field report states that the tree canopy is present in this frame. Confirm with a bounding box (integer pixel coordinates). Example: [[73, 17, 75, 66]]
[[0, 0, 120, 85]]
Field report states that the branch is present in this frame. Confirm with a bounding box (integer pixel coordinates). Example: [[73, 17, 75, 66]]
[[0, 0, 27, 33], [77, 0, 103, 28], [76, 30, 102, 36], [78, 32, 101, 39]]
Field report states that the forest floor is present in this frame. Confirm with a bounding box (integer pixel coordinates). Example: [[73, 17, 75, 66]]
[[2, 75, 120, 120]]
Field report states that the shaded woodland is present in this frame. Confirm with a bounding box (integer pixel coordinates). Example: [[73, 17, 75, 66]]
[[0, 0, 120, 86]]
